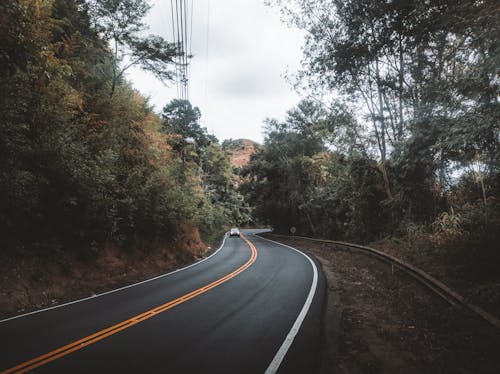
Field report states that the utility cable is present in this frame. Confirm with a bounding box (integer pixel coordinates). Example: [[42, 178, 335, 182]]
[[169, 0, 192, 102]]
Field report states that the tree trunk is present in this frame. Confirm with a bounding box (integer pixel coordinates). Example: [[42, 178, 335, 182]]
[[375, 59, 387, 161], [479, 174, 488, 227], [110, 38, 118, 97], [374, 60, 393, 200], [398, 35, 404, 141], [378, 162, 393, 201]]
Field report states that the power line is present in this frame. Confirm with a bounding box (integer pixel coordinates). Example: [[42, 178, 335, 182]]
[[188, 0, 194, 100], [181, 0, 185, 101], [204, 0, 210, 110], [170, 0, 180, 100], [170, 0, 192, 102]]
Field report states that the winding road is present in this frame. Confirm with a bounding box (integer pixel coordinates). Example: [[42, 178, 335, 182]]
[[0, 229, 325, 373]]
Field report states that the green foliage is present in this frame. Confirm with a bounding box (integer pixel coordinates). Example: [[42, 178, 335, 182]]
[[270, 0, 499, 179], [255, 0, 500, 274], [0, 0, 241, 256], [160, 100, 253, 234], [243, 100, 381, 238], [161, 99, 216, 159], [87, 0, 177, 96], [246, 89, 499, 248]]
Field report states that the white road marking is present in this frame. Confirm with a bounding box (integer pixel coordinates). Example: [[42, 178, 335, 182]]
[[257, 235, 319, 374], [0, 234, 228, 323]]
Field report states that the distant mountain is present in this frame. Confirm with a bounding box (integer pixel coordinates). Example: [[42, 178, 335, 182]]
[[222, 139, 259, 168]]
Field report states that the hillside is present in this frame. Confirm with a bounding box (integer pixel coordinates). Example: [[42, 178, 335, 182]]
[[0, 0, 248, 318], [222, 139, 259, 168]]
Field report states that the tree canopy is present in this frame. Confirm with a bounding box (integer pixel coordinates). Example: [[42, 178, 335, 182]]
[[0, 0, 247, 256], [246, 0, 500, 270], [88, 0, 177, 96]]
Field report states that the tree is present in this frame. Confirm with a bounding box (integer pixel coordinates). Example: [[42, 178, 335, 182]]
[[88, 0, 177, 96], [0, 0, 230, 255], [269, 0, 499, 203], [161, 99, 216, 159], [244, 100, 338, 234]]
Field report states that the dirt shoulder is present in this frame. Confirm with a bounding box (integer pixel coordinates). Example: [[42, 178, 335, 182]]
[[267, 235, 500, 374], [0, 228, 219, 320], [371, 237, 500, 320]]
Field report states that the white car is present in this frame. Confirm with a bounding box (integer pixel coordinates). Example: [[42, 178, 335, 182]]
[[229, 228, 240, 237]]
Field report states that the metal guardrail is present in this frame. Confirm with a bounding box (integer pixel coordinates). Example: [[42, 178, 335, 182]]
[[263, 233, 500, 330]]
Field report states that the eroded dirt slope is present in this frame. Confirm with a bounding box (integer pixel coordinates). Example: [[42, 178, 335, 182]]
[[1, 226, 210, 319]]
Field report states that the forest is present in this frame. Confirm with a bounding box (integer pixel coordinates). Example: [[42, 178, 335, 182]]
[[1, 0, 498, 284], [0, 0, 250, 259], [244, 0, 499, 279]]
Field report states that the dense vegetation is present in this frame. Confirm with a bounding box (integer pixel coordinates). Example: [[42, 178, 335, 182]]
[[1, 0, 498, 283], [0, 0, 248, 256], [246, 0, 499, 275]]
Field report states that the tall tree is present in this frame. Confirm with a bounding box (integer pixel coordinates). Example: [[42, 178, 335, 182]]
[[88, 0, 177, 96], [0, 0, 230, 254], [269, 0, 499, 200], [161, 99, 216, 159]]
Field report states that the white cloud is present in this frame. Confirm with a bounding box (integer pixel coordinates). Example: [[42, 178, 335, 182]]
[[127, 0, 305, 143]]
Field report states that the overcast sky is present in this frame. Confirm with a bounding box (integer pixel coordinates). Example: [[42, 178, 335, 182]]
[[127, 0, 304, 143]]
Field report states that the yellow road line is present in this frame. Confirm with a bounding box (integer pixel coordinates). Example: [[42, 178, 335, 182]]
[[2, 234, 258, 374]]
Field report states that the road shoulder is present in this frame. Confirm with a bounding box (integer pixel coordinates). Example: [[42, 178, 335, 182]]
[[267, 236, 500, 374]]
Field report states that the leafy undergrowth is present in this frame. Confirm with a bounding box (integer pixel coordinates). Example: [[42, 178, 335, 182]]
[[0, 226, 210, 319], [270, 236, 500, 374]]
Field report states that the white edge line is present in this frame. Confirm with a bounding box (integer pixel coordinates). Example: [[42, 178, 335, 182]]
[[0, 234, 229, 323], [257, 235, 319, 374]]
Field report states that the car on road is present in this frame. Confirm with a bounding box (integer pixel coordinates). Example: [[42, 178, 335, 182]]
[[229, 228, 240, 237]]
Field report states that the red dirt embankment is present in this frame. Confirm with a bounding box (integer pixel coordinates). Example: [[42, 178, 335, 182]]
[[0, 225, 210, 319]]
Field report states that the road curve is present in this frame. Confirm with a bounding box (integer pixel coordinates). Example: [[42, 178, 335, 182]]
[[0, 229, 325, 373]]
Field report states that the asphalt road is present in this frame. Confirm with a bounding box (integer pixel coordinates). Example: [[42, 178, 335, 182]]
[[0, 229, 326, 373]]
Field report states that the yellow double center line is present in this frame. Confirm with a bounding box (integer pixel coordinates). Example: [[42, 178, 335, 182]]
[[3, 234, 258, 374]]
